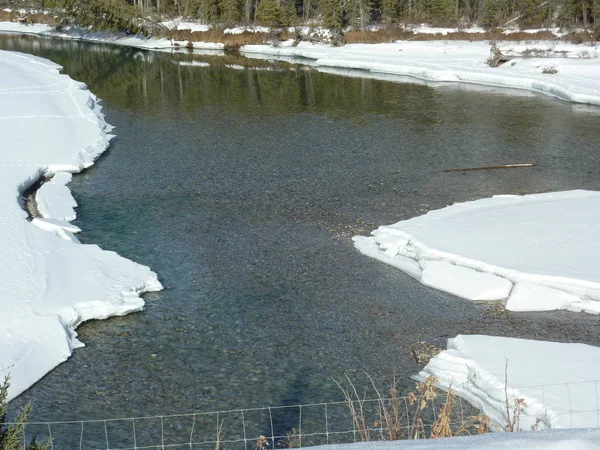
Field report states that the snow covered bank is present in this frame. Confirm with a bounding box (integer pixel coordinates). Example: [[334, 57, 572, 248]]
[[2, 24, 599, 105], [241, 41, 600, 106], [354, 190, 600, 313], [313, 428, 600, 449], [0, 50, 162, 401], [0, 22, 224, 50], [417, 335, 600, 430]]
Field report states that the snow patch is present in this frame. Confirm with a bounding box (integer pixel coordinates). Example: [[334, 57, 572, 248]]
[[36, 172, 77, 221], [354, 190, 600, 313], [420, 260, 513, 301], [417, 335, 600, 430], [241, 41, 600, 106], [0, 50, 163, 401]]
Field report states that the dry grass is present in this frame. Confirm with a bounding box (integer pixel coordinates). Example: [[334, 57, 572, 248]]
[[164, 28, 296, 49], [0, 10, 58, 26], [344, 28, 560, 44], [334, 374, 490, 441]]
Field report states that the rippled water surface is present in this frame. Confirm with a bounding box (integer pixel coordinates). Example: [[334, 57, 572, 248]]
[[2, 34, 600, 425]]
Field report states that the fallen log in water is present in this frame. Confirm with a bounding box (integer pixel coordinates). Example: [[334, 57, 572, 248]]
[[445, 163, 537, 172]]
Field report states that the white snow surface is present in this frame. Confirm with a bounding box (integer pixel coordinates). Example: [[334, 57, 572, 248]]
[[160, 19, 211, 32], [35, 171, 76, 221], [417, 335, 600, 430], [312, 428, 600, 449], [241, 41, 600, 105], [407, 24, 486, 34], [3, 24, 600, 103], [0, 50, 162, 401], [354, 190, 600, 313], [224, 25, 271, 34], [0, 22, 224, 49]]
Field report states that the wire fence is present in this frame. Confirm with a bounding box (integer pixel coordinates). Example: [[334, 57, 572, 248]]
[[3, 392, 481, 450], [5, 378, 600, 449]]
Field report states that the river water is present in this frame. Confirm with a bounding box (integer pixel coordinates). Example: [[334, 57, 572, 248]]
[[2, 34, 600, 431]]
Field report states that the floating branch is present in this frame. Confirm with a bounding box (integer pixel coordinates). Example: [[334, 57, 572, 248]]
[[445, 164, 537, 173]]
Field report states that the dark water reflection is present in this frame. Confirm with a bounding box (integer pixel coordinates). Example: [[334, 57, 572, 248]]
[[1, 34, 600, 423]]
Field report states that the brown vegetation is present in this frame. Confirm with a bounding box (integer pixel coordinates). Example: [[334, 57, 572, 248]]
[[0, 10, 58, 26], [333, 374, 491, 441], [164, 28, 296, 49]]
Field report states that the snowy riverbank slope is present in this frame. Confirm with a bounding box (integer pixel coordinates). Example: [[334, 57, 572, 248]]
[[2, 22, 599, 105], [354, 190, 600, 313], [0, 50, 162, 401], [242, 40, 600, 106], [417, 335, 600, 431], [0, 21, 225, 49]]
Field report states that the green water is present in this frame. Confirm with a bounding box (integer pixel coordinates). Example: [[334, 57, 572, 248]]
[[1, 34, 600, 441]]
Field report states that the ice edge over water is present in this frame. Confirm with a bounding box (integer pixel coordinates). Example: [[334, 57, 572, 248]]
[[353, 190, 600, 313], [241, 42, 600, 107], [415, 335, 600, 430], [0, 50, 163, 401]]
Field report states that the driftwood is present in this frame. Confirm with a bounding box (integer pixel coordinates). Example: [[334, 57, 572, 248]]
[[488, 43, 514, 67], [445, 163, 537, 173]]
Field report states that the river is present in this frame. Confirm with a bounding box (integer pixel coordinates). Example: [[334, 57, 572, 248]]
[[2, 33, 600, 435]]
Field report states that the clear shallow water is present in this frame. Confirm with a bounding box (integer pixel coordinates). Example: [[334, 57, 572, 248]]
[[2, 34, 600, 425]]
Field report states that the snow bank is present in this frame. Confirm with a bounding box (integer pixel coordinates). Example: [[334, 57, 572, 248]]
[[354, 190, 600, 313], [407, 24, 486, 34], [241, 41, 600, 106], [224, 25, 270, 34], [417, 335, 600, 430], [312, 428, 600, 449], [160, 19, 211, 32], [3, 24, 599, 104], [0, 50, 162, 401], [0, 22, 225, 50]]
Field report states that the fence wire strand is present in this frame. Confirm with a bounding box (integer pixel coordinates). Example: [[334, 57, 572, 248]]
[[3, 381, 600, 450]]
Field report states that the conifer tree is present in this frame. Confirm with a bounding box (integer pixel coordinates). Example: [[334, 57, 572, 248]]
[[0, 376, 49, 450]]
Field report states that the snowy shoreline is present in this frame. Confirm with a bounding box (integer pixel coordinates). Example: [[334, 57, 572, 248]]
[[241, 41, 600, 106], [0, 50, 162, 402], [1, 22, 600, 107], [354, 191, 600, 314], [3, 26, 600, 445]]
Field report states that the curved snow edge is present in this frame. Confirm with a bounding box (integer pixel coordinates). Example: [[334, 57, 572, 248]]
[[353, 190, 600, 313], [414, 335, 600, 430], [0, 51, 163, 402], [241, 43, 600, 107]]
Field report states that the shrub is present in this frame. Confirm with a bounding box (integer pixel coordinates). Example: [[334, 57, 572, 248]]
[[0, 376, 50, 450]]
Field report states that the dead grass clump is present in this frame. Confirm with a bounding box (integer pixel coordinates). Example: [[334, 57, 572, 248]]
[[164, 28, 291, 49], [0, 10, 14, 22], [489, 30, 556, 41], [334, 374, 490, 441], [568, 31, 599, 44], [344, 27, 415, 44], [166, 28, 224, 43], [223, 32, 271, 49], [0, 10, 57, 26]]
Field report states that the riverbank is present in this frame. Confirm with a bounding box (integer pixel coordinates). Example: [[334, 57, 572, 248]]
[[0, 50, 162, 402], [2, 21, 599, 106], [2, 29, 600, 444], [241, 40, 600, 106]]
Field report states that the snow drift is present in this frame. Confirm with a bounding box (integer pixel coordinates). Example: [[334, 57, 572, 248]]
[[354, 190, 600, 313], [417, 335, 600, 430], [0, 50, 162, 401]]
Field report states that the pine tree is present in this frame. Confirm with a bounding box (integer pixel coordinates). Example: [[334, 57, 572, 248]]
[[219, 0, 242, 23], [256, 0, 296, 26], [346, 0, 372, 29], [380, 0, 400, 22], [0, 376, 50, 450], [318, 0, 345, 32], [518, 0, 551, 28]]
